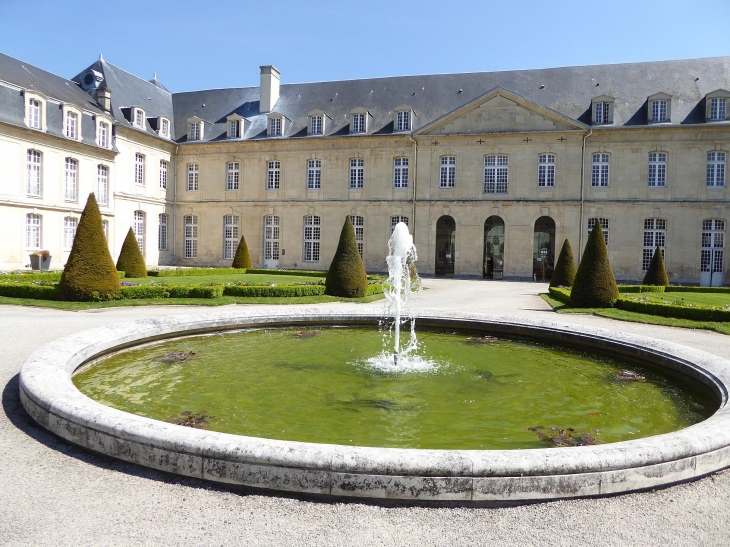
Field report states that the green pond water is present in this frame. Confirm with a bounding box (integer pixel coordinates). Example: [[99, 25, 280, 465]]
[[73, 327, 716, 450]]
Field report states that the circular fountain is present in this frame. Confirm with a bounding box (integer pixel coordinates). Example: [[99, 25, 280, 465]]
[[18, 225, 730, 504]]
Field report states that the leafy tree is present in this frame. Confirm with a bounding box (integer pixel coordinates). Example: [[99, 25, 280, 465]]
[[325, 216, 368, 297], [58, 193, 120, 300], [550, 239, 577, 288], [570, 223, 619, 307], [116, 228, 147, 278], [232, 235, 253, 268], [642, 246, 669, 286]]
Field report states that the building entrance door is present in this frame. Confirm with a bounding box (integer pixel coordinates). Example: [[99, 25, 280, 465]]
[[533, 216, 556, 281], [435, 215, 456, 277], [701, 219, 724, 286], [263, 215, 280, 268], [483, 216, 505, 279]]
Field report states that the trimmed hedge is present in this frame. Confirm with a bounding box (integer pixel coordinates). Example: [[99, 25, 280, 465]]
[[0, 272, 62, 282], [119, 286, 170, 299], [665, 286, 730, 294], [167, 285, 225, 299], [0, 282, 62, 300], [618, 285, 666, 293], [223, 285, 325, 297], [548, 287, 571, 304], [245, 268, 328, 278], [615, 298, 730, 322], [147, 268, 249, 277]]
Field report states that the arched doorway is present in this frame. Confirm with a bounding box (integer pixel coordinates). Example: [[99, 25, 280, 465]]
[[533, 216, 556, 281], [435, 215, 456, 277], [483, 216, 505, 279]]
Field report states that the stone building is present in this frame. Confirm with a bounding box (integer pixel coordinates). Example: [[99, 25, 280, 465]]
[[0, 52, 728, 284]]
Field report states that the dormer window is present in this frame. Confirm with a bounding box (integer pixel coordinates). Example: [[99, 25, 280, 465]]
[[28, 99, 41, 129], [306, 110, 329, 136], [591, 96, 614, 125], [97, 120, 110, 148], [350, 108, 369, 134], [226, 114, 248, 139], [269, 117, 282, 136], [648, 93, 672, 123], [394, 106, 413, 132], [706, 90, 730, 121], [24, 91, 47, 132], [133, 107, 146, 129], [187, 117, 204, 141], [159, 117, 170, 138], [62, 105, 82, 140]]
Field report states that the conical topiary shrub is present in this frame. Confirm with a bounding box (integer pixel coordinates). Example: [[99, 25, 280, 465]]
[[325, 216, 368, 298], [116, 228, 147, 278], [570, 223, 619, 308], [550, 239, 577, 288], [232, 234, 253, 269], [58, 193, 120, 301], [642, 246, 669, 286]]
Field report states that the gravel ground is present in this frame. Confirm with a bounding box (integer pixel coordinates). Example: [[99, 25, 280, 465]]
[[2, 280, 730, 546]]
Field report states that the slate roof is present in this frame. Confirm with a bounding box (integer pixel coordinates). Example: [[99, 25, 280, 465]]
[[170, 56, 730, 143]]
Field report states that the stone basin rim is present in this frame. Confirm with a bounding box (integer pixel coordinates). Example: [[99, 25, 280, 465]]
[[18, 308, 730, 502]]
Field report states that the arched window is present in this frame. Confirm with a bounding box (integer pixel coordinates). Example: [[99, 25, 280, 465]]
[[303, 215, 321, 262], [28, 99, 41, 129], [223, 215, 239, 259], [184, 215, 198, 258], [133, 211, 145, 255]]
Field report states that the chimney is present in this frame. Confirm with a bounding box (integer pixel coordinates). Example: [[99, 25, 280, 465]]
[[259, 65, 280, 113], [96, 86, 112, 112]]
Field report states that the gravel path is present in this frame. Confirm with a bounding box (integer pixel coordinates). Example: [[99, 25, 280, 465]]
[[2, 280, 730, 546]]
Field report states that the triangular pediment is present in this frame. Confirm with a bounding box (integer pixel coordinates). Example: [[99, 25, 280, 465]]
[[415, 87, 587, 136]]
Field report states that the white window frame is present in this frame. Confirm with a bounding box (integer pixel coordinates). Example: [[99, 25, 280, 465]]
[[701, 219, 725, 276], [440, 156, 456, 189], [188, 122, 201, 141], [651, 100, 668, 123], [267, 161, 280, 190], [396, 110, 411, 132], [134, 153, 145, 185], [351, 113, 366, 134], [133, 108, 145, 129], [223, 215, 239, 260], [310, 115, 323, 135], [268, 117, 282, 137], [350, 215, 364, 257], [26, 213, 41, 249], [538, 153, 555, 187], [64, 157, 78, 201], [187, 163, 199, 191], [393, 157, 409, 188], [483, 155, 508, 194], [593, 102, 612, 125], [307, 159, 321, 190], [97, 164, 109, 205], [158, 214, 168, 251], [65, 110, 78, 140], [24, 92, 46, 132], [133, 210, 145, 256], [303, 215, 321, 262], [184, 215, 198, 259], [648, 152, 667, 187], [710, 97, 728, 121], [349, 158, 364, 189], [643, 218, 666, 272], [26, 149, 42, 197], [390, 215, 409, 235], [226, 162, 239, 191], [707, 152, 726, 187], [97, 121, 109, 148], [159, 117, 170, 138], [228, 120, 240, 138], [591, 153, 610, 187], [588, 217, 609, 246], [264, 215, 280, 261], [102, 220, 109, 241], [63, 216, 77, 250], [159, 160, 168, 189], [28, 99, 41, 130]]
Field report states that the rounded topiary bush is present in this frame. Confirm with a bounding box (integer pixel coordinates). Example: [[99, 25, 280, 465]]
[[570, 223, 619, 308], [550, 239, 577, 288], [116, 228, 147, 278], [642, 246, 669, 286], [325, 216, 368, 298], [58, 193, 120, 301], [232, 235, 253, 269]]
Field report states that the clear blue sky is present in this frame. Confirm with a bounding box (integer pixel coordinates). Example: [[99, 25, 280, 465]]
[[1, 0, 728, 93]]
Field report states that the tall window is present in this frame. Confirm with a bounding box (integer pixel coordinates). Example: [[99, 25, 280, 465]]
[[64, 158, 78, 201], [264, 215, 280, 261], [594, 102, 611, 124], [98, 122, 109, 148], [28, 99, 40, 129], [267, 161, 280, 189], [97, 165, 108, 205], [303, 215, 321, 262], [187, 163, 199, 191], [228, 120, 240, 138], [307, 159, 321, 189], [393, 157, 409, 188], [396, 111, 411, 132], [134, 109, 144, 128], [390, 215, 409, 234], [188, 122, 200, 140], [350, 215, 364, 257], [440, 156, 456, 189], [702, 219, 725, 276], [648, 152, 667, 187], [184, 215, 197, 258], [710, 98, 727, 121], [651, 101, 668, 122], [352, 113, 365, 133], [484, 155, 508, 194], [133, 211, 145, 255], [65, 111, 78, 139], [27, 150, 41, 196], [159, 161, 168, 189], [643, 219, 666, 272], [591, 153, 610, 187], [350, 159, 364, 189], [707, 152, 726, 187], [134, 153, 145, 185], [161, 118, 169, 137], [538, 154, 555, 187], [227, 162, 239, 190], [158, 214, 168, 251], [310, 115, 323, 135], [102, 220, 109, 240], [588, 218, 609, 246], [25, 214, 41, 249], [63, 217, 77, 250], [223, 215, 239, 259], [269, 117, 282, 136]]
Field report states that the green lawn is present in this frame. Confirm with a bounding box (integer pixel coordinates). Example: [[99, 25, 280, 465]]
[[125, 273, 324, 286], [620, 291, 730, 307], [541, 293, 730, 335]]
